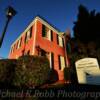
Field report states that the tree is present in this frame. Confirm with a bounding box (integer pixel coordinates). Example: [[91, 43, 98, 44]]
[[73, 5, 100, 44]]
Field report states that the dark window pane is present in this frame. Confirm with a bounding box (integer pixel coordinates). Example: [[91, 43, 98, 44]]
[[22, 49, 25, 56], [30, 26, 32, 38], [51, 52, 54, 68], [40, 49, 46, 56], [58, 55, 61, 70], [16, 42, 18, 49], [27, 50, 30, 55], [51, 30, 53, 41], [24, 33, 27, 43], [42, 25, 46, 37], [57, 34, 59, 44], [19, 37, 22, 47]]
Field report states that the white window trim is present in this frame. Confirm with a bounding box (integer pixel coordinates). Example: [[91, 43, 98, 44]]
[[58, 36, 63, 47], [60, 56, 66, 71], [49, 53, 52, 69], [32, 19, 37, 55]]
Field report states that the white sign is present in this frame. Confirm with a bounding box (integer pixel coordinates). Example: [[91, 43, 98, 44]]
[[75, 58, 100, 85]]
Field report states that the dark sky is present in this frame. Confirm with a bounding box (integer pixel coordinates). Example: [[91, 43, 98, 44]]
[[0, 0, 100, 58]]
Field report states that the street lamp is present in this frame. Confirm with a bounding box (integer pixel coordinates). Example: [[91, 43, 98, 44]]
[[0, 6, 17, 48]]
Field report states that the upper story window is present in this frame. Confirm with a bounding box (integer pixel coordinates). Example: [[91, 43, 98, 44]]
[[19, 37, 22, 47], [17, 37, 22, 49], [17, 40, 20, 49], [24, 33, 27, 43], [57, 34, 64, 47], [42, 25, 47, 37], [48, 30, 53, 41], [24, 27, 32, 43], [13, 44, 15, 52], [16, 42, 18, 49], [10, 47, 13, 54], [42, 24, 53, 41]]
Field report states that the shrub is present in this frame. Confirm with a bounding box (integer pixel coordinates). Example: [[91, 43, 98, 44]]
[[0, 59, 17, 86], [13, 55, 50, 87], [63, 67, 71, 81], [47, 68, 59, 84]]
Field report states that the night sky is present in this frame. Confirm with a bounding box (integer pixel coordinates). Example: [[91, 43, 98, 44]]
[[0, 0, 100, 58]]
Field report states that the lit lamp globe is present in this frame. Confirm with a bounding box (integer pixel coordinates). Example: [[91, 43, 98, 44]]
[[6, 6, 17, 19]]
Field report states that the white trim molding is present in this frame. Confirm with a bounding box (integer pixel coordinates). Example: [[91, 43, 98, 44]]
[[32, 19, 37, 55]]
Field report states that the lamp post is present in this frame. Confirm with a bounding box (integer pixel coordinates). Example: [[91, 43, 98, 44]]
[[0, 6, 17, 48]]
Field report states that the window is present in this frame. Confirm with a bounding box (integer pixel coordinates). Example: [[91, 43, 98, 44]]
[[19, 37, 22, 47], [24, 33, 27, 43], [13, 44, 16, 51], [57, 34, 64, 47], [50, 30, 53, 41], [30, 27, 32, 38], [40, 49, 46, 56], [17, 40, 20, 49], [17, 38, 22, 49], [47, 30, 53, 41], [16, 42, 18, 49], [10, 47, 13, 54], [27, 30, 31, 40], [42, 24, 53, 41], [50, 52, 54, 69], [57, 34, 59, 44], [42, 25, 47, 37], [27, 50, 30, 55], [58, 55, 66, 70], [58, 36, 64, 47], [24, 27, 32, 43], [58, 55, 61, 70], [22, 49, 25, 56]]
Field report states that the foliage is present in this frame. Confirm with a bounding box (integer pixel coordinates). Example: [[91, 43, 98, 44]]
[[47, 68, 59, 84], [0, 59, 16, 85], [73, 4, 100, 45], [63, 67, 71, 81], [13, 55, 50, 87]]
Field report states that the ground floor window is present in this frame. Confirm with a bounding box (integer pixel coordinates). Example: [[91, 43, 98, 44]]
[[50, 52, 54, 69], [39, 49, 46, 56], [58, 55, 66, 71]]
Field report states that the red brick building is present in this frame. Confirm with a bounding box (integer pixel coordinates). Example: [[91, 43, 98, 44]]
[[8, 16, 69, 81]]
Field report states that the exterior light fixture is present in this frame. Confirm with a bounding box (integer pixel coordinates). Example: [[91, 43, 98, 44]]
[[0, 6, 17, 48]]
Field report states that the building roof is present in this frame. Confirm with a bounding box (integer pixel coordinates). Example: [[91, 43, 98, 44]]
[[11, 16, 64, 47]]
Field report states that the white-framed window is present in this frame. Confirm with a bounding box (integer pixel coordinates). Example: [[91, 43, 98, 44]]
[[27, 30, 31, 40], [25, 27, 32, 43], [17, 40, 20, 49], [58, 55, 66, 71], [10, 47, 13, 54], [58, 36, 64, 47], [42, 25, 53, 41], [48, 30, 53, 41], [49, 52, 54, 69]]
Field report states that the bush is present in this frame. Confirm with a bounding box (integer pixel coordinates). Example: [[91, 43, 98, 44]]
[[0, 59, 17, 86], [63, 67, 71, 81], [47, 68, 59, 84], [13, 55, 50, 87]]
